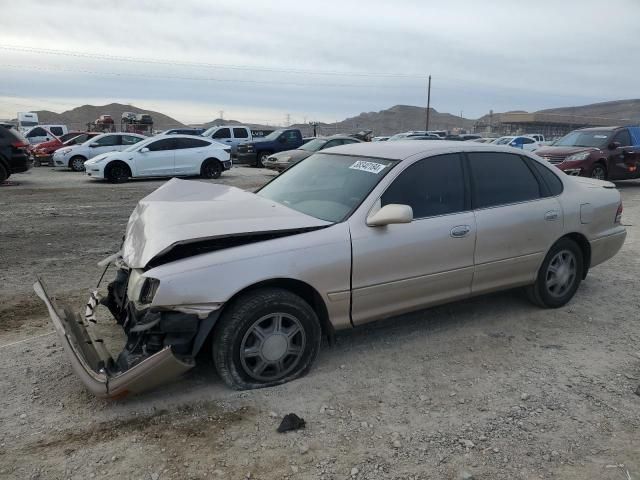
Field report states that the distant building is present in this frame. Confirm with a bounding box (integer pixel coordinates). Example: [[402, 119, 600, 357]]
[[474, 112, 635, 138]]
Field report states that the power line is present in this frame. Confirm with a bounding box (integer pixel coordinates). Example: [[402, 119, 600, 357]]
[[0, 45, 428, 79], [1, 64, 425, 90]]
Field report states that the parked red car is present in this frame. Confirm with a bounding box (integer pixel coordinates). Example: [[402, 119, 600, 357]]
[[535, 126, 640, 180], [31, 132, 100, 166]]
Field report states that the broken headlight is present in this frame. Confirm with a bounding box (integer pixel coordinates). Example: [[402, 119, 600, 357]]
[[139, 278, 160, 304]]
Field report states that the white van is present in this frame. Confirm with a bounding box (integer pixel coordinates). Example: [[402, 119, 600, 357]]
[[24, 125, 69, 144]]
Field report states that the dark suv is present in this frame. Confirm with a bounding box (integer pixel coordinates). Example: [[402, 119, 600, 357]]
[[535, 126, 640, 180], [0, 125, 31, 182]]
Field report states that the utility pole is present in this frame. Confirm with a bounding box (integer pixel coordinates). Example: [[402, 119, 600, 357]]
[[286, 113, 291, 127], [425, 75, 431, 131]]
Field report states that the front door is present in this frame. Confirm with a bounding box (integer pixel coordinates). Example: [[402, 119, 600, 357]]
[[136, 138, 175, 176], [468, 152, 563, 294], [89, 134, 121, 157], [350, 153, 476, 325]]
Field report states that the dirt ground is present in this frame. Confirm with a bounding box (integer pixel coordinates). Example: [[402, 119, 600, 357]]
[[1, 167, 639, 480]]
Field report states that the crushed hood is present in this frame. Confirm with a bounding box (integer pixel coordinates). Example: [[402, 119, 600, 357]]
[[122, 178, 331, 268]]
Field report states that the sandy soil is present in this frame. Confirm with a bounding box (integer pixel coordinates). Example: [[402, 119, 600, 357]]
[[0, 167, 639, 480]]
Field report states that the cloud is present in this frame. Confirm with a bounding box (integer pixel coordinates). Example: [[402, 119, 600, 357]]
[[0, 0, 638, 123]]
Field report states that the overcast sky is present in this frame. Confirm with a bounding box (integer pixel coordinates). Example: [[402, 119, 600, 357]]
[[1, 0, 638, 125]]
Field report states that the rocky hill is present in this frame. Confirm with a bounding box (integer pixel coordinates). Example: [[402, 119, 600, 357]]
[[537, 99, 640, 121], [32, 103, 185, 130]]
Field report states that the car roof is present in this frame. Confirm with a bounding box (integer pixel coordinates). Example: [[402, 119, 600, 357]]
[[323, 140, 534, 161], [577, 126, 621, 132]]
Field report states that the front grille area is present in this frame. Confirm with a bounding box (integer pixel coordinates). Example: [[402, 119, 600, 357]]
[[539, 155, 566, 164]]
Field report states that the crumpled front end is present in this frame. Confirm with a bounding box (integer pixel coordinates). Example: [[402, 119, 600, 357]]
[[34, 272, 215, 399]]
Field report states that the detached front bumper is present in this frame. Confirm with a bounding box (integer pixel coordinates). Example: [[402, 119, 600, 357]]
[[33, 277, 194, 399]]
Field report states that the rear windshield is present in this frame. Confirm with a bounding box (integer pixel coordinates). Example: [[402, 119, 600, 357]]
[[258, 153, 397, 222]]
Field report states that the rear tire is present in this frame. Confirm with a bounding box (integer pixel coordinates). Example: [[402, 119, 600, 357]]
[[212, 288, 321, 390], [105, 162, 130, 183], [69, 156, 87, 172], [526, 238, 583, 308], [590, 163, 607, 180], [200, 158, 222, 179], [0, 163, 8, 183]]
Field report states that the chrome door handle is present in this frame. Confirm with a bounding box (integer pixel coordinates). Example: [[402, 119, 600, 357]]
[[544, 210, 559, 221], [450, 225, 471, 238]]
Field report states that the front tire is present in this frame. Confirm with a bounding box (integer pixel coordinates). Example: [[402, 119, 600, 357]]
[[69, 156, 87, 172], [256, 151, 271, 168], [212, 288, 322, 390], [590, 163, 607, 180], [105, 162, 130, 183], [200, 158, 222, 179], [526, 238, 583, 308]]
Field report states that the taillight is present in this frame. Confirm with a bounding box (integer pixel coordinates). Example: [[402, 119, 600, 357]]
[[11, 141, 29, 149], [615, 202, 623, 224]]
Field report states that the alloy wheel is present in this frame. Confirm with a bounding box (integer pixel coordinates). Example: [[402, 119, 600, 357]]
[[545, 249, 577, 298], [239, 313, 306, 382]]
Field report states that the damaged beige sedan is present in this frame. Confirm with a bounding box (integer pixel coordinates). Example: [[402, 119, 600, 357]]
[[35, 142, 626, 398]]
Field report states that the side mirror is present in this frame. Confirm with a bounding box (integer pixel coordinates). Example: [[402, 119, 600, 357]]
[[140, 147, 150, 153], [89, 143, 98, 148], [608, 141, 621, 151], [367, 204, 413, 227]]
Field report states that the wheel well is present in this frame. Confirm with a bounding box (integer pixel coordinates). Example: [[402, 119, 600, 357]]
[[202, 157, 221, 167], [563, 232, 591, 279], [223, 278, 334, 344], [104, 160, 131, 177]]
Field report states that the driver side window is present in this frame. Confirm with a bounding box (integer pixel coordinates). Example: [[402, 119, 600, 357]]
[[381, 154, 466, 219], [147, 138, 175, 151], [93, 135, 119, 147]]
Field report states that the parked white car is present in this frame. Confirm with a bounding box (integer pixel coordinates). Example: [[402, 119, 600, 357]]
[[493, 135, 540, 151], [84, 134, 232, 182], [53, 133, 146, 171]]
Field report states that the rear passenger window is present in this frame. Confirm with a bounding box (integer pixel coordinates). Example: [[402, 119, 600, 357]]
[[469, 152, 541, 208], [233, 128, 248, 138], [147, 138, 175, 151], [529, 160, 563, 196], [176, 138, 209, 149], [50, 127, 63, 136], [212, 128, 231, 139], [381, 154, 465, 218]]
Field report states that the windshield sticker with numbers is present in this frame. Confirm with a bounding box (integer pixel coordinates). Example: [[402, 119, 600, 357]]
[[349, 160, 387, 174]]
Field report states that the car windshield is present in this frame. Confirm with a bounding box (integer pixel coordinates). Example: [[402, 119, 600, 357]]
[[554, 130, 611, 148], [299, 138, 328, 151], [257, 153, 397, 222], [388, 133, 410, 141], [494, 137, 514, 145]]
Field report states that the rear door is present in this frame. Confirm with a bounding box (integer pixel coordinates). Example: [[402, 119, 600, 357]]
[[468, 152, 563, 294], [136, 138, 176, 176], [350, 153, 476, 325], [173, 137, 212, 175], [232, 128, 251, 148]]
